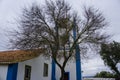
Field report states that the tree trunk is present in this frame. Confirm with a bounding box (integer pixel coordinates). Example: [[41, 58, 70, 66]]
[[60, 68, 65, 80], [111, 64, 120, 77], [114, 69, 120, 76]]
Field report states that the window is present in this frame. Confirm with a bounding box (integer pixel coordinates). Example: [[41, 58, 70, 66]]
[[43, 63, 48, 77], [24, 65, 31, 80]]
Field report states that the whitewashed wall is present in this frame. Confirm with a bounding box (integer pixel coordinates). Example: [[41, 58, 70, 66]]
[[56, 61, 76, 80], [65, 62, 76, 80], [17, 55, 79, 80], [0, 65, 8, 80], [17, 55, 52, 80]]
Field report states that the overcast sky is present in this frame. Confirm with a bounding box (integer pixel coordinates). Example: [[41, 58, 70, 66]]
[[0, 0, 120, 76]]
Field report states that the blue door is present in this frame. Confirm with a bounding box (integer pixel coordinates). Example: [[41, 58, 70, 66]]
[[64, 72, 70, 80]]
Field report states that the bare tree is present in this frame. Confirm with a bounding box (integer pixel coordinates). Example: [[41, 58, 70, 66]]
[[10, 0, 109, 80]]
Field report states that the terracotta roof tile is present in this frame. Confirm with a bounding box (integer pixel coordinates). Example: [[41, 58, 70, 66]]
[[0, 49, 43, 64]]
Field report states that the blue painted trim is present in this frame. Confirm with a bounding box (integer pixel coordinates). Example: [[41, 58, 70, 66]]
[[64, 72, 70, 80], [68, 72, 70, 80], [75, 45, 82, 80], [7, 63, 18, 80], [73, 18, 82, 80], [51, 59, 56, 80]]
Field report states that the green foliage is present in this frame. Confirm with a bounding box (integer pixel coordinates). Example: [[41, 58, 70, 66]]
[[94, 71, 116, 78], [100, 41, 120, 76]]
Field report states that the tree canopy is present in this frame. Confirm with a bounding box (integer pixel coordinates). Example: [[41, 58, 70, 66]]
[[94, 71, 116, 78], [9, 0, 109, 80], [100, 41, 120, 76]]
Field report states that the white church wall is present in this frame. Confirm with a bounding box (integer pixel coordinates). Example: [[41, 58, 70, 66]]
[[17, 55, 79, 80], [56, 61, 76, 80], [0, 65, 8, 80], [65, 62, 76, 80], [17, 55, 52, 80]]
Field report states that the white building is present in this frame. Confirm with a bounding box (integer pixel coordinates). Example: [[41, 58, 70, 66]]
[[0, 49, 80, 80]]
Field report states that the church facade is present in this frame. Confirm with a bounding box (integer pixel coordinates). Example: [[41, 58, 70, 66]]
[[0, 49, 81, 80]]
